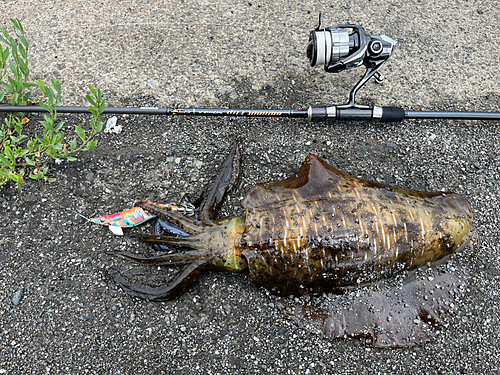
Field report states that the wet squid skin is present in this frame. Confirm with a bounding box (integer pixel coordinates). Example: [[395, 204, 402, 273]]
[[241, 154, 473, 296], [113, 141, 473, 302]]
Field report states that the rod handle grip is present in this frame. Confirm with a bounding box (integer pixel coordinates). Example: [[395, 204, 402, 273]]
[[381, 107, 405, 122]]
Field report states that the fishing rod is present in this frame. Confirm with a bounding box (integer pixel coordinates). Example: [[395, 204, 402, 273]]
[[1, 14, 499, 122]]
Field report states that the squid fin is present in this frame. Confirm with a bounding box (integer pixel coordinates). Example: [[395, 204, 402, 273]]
[[281, 256, 470, 348]]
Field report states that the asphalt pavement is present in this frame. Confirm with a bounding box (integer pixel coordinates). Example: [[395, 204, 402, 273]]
[[1, 1, 499, 374]]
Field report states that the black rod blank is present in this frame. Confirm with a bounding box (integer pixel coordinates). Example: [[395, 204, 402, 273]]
[[1, 105, 500, 121], [0, 105, 309, 118], [170, 108, 308, 118], [405, 111, 500, 120], [0, 106, 170, 115]]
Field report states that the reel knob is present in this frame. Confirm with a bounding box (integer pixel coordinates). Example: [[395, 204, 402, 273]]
[[369, 40, 383, 56]]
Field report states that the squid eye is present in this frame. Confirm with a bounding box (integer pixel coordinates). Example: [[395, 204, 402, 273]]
[[99, 218, 107, 223]]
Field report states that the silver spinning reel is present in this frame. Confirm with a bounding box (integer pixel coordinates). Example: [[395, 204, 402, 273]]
[[307, 14, 396, 106]]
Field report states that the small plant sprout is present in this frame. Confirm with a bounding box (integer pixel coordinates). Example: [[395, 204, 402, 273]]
[[0, 18, 105, 187]]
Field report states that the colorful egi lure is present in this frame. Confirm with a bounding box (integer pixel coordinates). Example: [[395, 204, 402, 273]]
[[91, 203, 194, 235]]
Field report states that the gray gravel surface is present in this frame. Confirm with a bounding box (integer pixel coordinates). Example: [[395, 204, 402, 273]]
[[1, 1, 500, 374]]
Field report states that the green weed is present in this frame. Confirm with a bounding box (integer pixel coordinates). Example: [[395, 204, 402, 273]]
[[0, 18, 104, 187]]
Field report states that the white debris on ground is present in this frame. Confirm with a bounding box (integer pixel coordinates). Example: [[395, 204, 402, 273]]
[[104, 116, 122, 134]]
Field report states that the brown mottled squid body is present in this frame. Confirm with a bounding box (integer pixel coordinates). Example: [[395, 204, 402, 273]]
[[242, 155, 473, 296], [110, 140, 473, 347]]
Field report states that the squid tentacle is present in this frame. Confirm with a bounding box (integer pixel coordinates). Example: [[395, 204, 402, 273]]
[[111, 260, 208, 301], [136, 234, 205, 250], [109, 249, 207, 265], [198, 138, 242, 223], [110, 140, 244, 302]]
